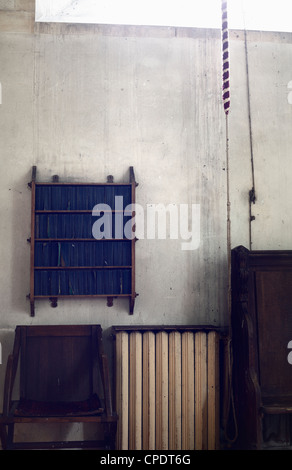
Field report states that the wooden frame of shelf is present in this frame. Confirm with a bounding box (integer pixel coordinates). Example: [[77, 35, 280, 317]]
[[27, 166, 138, 316]]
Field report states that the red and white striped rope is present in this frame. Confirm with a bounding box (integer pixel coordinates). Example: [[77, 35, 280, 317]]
[[222, 0, 230, 115]]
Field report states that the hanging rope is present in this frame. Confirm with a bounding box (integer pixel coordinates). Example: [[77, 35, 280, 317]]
[[221, 0, 231, 319], [222, 1, 230, 116], [221, 0, 238, 445]]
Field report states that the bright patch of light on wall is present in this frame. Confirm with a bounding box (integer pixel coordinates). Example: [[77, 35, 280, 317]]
[[35, 0, 292, 32], [35, 0, 221, 28]]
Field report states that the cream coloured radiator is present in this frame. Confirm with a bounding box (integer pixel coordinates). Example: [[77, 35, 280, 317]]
[[114, 327, 220, 450]]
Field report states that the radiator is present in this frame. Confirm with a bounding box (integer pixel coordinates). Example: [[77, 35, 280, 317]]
[[114, 327, 220, 450]]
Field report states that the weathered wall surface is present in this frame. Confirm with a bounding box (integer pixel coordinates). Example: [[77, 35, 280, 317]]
[[0, 15, 228, 331], [228, 29, 292, 251]]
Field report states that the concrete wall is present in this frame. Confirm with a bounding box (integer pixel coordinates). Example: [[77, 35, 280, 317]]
[[1, 1, 292, 446], [228, 29, 292, 251]]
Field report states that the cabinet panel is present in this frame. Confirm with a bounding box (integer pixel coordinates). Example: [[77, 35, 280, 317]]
[[231, 245, 292, 449]]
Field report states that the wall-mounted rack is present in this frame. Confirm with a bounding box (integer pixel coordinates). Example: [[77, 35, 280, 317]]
[[27, 166, 138, 316]]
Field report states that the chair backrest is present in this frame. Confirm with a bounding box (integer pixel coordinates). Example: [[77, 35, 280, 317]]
[[18, 325, 101, 403], [231, 246, 292, 449], [254, 269, 292, 401], [232, 246, 292, 403]]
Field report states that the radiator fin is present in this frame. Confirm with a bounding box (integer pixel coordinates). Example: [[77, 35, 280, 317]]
[[115, 329, 220, 450]]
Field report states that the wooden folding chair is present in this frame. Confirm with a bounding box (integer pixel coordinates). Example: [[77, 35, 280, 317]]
[[0, 324, 117, 449]]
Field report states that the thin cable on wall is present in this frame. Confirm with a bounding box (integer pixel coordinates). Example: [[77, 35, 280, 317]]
[[244, 29, 256, 250], [240, 0, 256, 250]]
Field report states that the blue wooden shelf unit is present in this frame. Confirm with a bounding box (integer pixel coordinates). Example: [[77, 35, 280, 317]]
[[28, 166, 138, 316]]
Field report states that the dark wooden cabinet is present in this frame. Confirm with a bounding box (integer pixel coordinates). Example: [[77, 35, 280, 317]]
[[231, 246, 292, 449], [28, 166, 137, 316]]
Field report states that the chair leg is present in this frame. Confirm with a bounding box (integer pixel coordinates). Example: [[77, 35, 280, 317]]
[[6, 424, 14, 450], [104, 423, 117, 450], [0, 423, 8, 450]]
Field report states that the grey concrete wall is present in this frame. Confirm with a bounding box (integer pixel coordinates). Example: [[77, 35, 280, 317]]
[[0, 21, 228, 330], [228, 29, 292, 252], [1, 1, 292, 446]]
